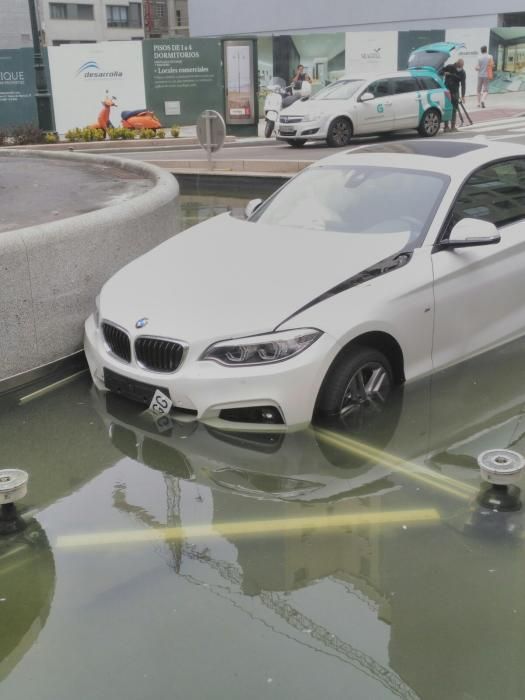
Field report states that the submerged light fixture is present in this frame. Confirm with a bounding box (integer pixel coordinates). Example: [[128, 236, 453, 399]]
[[0, 469, 29, 535], [477, 449, 525, 512]]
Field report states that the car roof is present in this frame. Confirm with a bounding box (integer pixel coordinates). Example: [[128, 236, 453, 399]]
[[339, 69, 440, 82], [309, 138, 525, 177]]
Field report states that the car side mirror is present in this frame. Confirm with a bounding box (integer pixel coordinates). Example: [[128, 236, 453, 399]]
[[360, 92, 374, 102], [245, 198, 263, 219], [441, 218, 501, 248]]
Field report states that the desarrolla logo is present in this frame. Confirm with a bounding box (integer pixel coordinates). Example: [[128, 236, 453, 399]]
[[75, 60, 123, 79]]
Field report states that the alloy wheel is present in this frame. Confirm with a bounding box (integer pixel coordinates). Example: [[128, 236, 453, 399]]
[[338, 362, 392, 429]]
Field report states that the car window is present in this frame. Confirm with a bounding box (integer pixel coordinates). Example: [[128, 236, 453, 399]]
[[250, 165, 449, 245], [366, 80, 391, 98], [392, 78, 419, 94], [417, 76, 441, 90], [451, 159, 525, 228]]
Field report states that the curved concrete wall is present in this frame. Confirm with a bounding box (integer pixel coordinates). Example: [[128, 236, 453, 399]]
[[0, 149, 179, 388]]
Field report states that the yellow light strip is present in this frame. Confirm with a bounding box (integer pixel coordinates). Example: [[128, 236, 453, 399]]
[[18, 369, 88, 405], [314, 428, 476, 501], [56, 508, 440, 549]]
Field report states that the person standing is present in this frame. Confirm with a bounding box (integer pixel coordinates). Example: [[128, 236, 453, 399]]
[[475, 45, 494, 108], [291, 64, 312, 87], [441, 59, 466, 132]]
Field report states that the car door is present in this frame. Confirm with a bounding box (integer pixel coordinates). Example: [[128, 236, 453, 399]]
[[432, 158, 525, 371], [389, 76, 422, 129], [354, 79, 395, 134]]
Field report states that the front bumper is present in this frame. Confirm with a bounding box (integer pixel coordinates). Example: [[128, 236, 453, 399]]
[[84, 314, 338, 431], [276, 117, 327, 141]]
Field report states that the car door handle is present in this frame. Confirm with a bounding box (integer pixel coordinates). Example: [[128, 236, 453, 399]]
[[383, 101, 392, 106]]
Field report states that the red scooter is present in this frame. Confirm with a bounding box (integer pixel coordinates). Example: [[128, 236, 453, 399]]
[[121, 109, 162, 131]]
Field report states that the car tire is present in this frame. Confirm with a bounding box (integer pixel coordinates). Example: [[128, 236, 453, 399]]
[[264, 120, 274, 138], [314, 345, 394, 432], [418, 108, 441, 137], [286, 139, 306, 147], [326, 117, 353, 147]]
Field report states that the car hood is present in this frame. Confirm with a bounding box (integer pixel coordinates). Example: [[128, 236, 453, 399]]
[[280, 99, 343, 116], [100, 214, 411, 343]]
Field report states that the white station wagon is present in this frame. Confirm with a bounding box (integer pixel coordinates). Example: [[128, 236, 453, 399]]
[[277, 42, 460, 147], [85, 140, 525, 431]]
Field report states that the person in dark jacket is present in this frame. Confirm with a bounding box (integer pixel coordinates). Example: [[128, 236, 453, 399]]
[[441, 58, 466, 132]]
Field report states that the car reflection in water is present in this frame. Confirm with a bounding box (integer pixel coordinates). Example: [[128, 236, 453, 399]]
[[0, 519, 55, 683], [91, 336, 525, 700]]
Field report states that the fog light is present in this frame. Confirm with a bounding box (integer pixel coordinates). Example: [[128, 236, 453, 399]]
[[219, 406, 284, 425]]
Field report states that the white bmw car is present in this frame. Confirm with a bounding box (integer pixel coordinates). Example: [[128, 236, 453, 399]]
[[85, 139, 525, 431]]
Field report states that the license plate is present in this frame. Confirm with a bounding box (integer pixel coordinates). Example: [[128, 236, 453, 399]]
[[148, 389, 173, 417], [104, 368, 170, 408], [279, 125, 294, 134]]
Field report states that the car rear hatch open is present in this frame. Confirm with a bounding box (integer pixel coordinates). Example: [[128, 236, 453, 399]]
[[408, 42, 465, 73]]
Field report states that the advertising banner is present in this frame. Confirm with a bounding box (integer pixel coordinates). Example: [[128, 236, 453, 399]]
[[345, 32, 398, 75], [142, 38, 223, 126], [0, 49, 38, 128], [446, 27, 491, 96], [224, 40, 255, 125], [48, 42, 146, 134]]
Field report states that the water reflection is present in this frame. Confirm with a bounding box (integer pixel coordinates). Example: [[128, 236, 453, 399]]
[[2, 340, 525, 697], [0, 519, 55, 682]]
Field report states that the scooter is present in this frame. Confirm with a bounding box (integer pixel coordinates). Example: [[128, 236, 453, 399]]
[[90, 92, 117, 133], [121, 109, 162, 131], [263, 77, 311, 138]]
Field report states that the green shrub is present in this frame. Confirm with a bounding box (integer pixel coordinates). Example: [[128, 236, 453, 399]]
[[139, 128, 156, 140], [11, 123, 45, 145], [156, 129, 165, 138], [0, 128, 9, 146], [121, 127, 136, 140], [65, 128, 83, 142], [170, 124, 180, 138], [44, 132, 58, 144]]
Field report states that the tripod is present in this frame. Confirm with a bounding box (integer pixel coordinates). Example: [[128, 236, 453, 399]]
[[457, 100, 473, 127]]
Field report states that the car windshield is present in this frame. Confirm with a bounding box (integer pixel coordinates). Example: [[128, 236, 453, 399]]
[[311, 79, 365, 100], [250, 165, 449, 244]]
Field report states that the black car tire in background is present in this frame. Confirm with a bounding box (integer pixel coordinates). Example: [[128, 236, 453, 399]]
[[326, 117, 353, 147], [418, 108, 441, 137]]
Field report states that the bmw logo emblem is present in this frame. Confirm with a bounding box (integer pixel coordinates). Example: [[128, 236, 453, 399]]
[[135, 318, 148, 329]]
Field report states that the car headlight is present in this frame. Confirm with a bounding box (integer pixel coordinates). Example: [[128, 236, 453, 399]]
[[200, 328, 323, 367]]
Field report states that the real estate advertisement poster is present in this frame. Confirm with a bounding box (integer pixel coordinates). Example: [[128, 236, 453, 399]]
[[48, 42, 146, 134], [224, 40, 255, 124], [143, 38, 223, 126], [0, 49, 38, 128]]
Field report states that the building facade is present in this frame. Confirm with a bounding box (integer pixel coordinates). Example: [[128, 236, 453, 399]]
[[0, 0, 33, 49], [0, 0, 189, 47], [187, 0, 525, 36]]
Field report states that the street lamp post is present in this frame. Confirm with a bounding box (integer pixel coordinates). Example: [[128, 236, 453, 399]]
[[27, 0, 53, 130]]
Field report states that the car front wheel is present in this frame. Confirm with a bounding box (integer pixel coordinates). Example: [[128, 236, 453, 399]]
[[314, 346, 394, 431], [418, 108, 441, 137], [327, 117, 353, 147]]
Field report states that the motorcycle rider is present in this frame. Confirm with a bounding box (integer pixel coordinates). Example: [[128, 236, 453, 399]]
[[441, 58, 466, 133]]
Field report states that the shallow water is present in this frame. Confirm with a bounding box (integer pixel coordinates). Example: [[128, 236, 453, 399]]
[[2, 193, 525, 700]]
